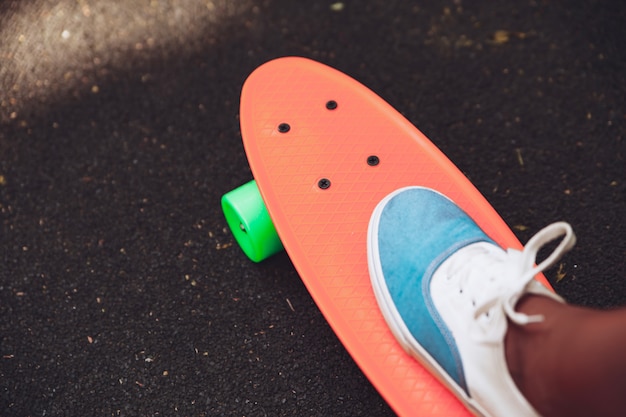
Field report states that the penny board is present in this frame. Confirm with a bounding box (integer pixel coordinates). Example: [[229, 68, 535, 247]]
[[238, 57, 550, 416]]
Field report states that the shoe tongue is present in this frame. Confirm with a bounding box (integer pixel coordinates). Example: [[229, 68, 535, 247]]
[[450, 244, 537, 323], [453, 242, 511, 282]]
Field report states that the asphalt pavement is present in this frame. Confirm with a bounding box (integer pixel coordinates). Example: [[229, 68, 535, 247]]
[[1, 1, 624, 416]]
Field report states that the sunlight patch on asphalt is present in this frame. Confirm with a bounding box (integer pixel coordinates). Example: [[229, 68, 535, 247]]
[[0, 0, 252, 123]]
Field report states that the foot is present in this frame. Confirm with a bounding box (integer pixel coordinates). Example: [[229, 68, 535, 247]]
[[367, 187, 576, 417]]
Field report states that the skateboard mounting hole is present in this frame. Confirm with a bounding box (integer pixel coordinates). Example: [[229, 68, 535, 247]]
[[239, 223, 247, 233], [318, 178, 331, 189], [326, 100, 338, 110], [278, 123, 291, 133], [367, 155, 380, 166]]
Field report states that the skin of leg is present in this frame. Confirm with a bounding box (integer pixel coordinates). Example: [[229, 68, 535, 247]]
[[505, 295, 626, 417]]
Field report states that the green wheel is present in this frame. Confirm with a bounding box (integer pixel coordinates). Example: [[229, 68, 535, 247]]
[[221, 180, 284, 262]]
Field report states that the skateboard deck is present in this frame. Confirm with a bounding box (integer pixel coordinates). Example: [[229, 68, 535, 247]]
[[234, 57, 551, 416]]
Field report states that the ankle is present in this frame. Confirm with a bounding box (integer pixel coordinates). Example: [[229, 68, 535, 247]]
[[505, 295, 626, 417], [504, 295, 576, 416]]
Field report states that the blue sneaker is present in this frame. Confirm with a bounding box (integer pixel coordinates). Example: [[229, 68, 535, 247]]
[[367, 187, 576, 417]]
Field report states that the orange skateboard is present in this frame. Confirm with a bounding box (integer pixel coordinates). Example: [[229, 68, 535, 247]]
[[222, 57, 552, 416]]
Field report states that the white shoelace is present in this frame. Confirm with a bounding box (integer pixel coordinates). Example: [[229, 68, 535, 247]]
[[448, 222, 576, 332]]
